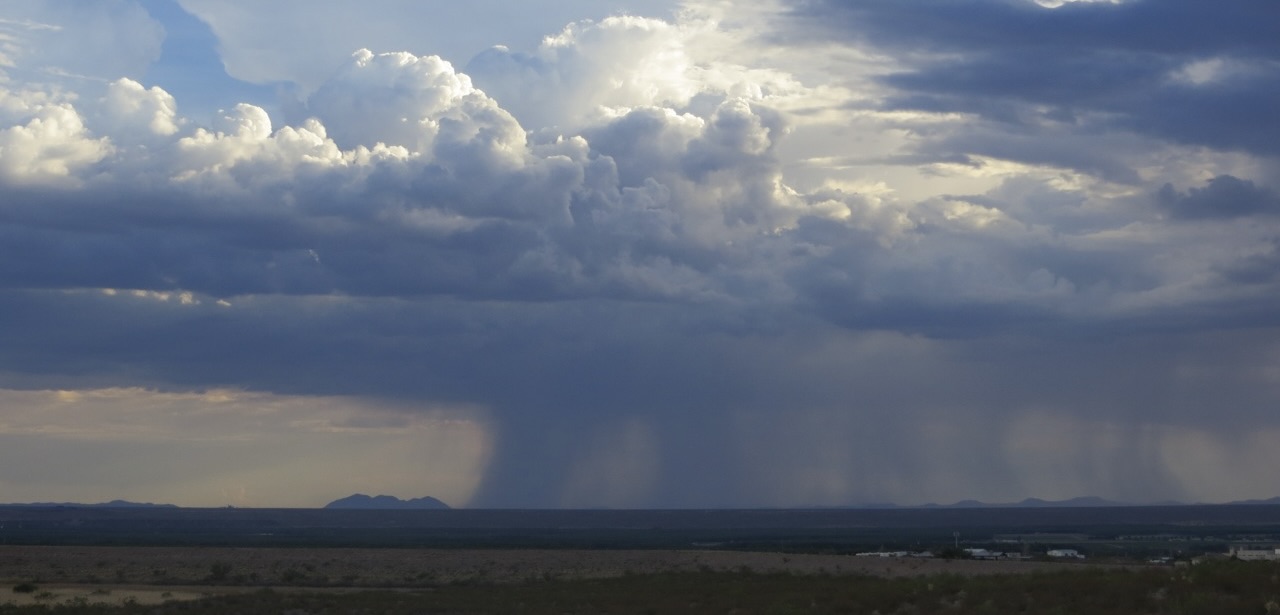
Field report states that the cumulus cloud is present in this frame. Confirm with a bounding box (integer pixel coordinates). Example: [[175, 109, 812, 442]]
[[176, 0, 682, 92], [309, 50, 497, 152], [0, 102, 109, 184], [99, 78, 179, 140], [0, 37, 818, 304], [467, 16, 702, 130]]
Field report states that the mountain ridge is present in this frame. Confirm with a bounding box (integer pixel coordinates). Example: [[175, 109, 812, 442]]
[[4, 495, 1279, 510], [899, 496, 1280, 509], [0, 500, 177, 508], [323, 494, 451, 510]]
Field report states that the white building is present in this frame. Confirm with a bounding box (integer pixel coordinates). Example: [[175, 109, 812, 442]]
[[1230, 547, 1280, 561]]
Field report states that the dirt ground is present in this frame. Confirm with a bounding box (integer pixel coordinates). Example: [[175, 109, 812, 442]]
[[2, 585, 223, 608], [0, 545, 1115, 592]]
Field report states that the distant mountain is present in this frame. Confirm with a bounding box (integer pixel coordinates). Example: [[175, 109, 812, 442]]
[[323, 494, 450, 510], [1013, 496, 1126, 508], [0, 500, 177, 508], [917, 496, 1137, 509], [819, 495, 1280, 510], [948, 496, 1280, 508], [1228, 496, 1280, 506], [943, 499, 989, 508]]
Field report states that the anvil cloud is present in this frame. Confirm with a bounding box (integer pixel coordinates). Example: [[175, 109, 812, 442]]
[[0, 0, 1278, 508]]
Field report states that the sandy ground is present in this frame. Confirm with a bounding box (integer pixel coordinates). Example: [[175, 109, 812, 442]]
[[1, 545, 1118, 594], [2, 585, 225, 607]]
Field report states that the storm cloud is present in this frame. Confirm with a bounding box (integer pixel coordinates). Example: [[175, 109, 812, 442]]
[[1, 0, 1279, 508]]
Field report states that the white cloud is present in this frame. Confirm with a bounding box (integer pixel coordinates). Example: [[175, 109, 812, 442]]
[[97, 78, 179, 144], [0, 102, 109, 184], [176, 0, 681, 93], [1032, 0, 1127, 7], [309, 50, 489, 153], [468, 15, 701, 131], [172, 103, 282, 180]]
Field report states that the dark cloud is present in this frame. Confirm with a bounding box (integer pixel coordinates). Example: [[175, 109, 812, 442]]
[[5, 4, 1280, 507], [3, 169, 1276, 508], [792, 0, 1279, 62], [6, 281, 1279, 506], [1216, 242, 1280, 285], [789, 0, 1280, 157], [1158, 175, 1280, 219]]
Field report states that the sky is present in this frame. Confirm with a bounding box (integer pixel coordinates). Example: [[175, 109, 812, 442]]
[[0, 0, 1278, 509]]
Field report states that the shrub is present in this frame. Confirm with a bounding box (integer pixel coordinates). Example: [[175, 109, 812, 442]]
[[209, 561, 232, 582]]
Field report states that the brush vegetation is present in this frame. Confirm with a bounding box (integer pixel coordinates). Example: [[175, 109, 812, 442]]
[[2, 559, 1280, 614]]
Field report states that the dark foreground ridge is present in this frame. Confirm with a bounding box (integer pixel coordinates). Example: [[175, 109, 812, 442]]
[[2, 503, 1280, 554]]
